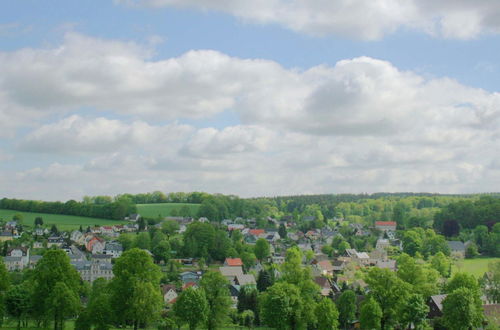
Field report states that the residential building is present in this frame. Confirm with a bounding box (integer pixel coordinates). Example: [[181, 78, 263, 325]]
[[375, 221, 397, 231]]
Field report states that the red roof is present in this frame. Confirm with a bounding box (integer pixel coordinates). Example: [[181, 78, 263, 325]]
[[225, 258, 243, 267], [182, 282, 197, 290], [249, 229, 265, 236], [375, 221, 397, 226]]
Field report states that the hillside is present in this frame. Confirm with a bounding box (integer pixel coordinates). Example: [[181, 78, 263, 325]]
[[0, 209, 128, 231]]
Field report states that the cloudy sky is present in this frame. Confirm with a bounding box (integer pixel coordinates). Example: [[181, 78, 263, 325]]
[[1, 1, 500, 201]]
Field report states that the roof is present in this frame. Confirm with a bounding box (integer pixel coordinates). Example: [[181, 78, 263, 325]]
[[249, 229, 265, 236], [225, 258, 243, 267], [318, 260, 334, 272], [430, 294, 447, 312], [447, 241, 465, 251], [375, 221, 397, 226], [236, 274, 256, 286], [162, 284, 177, 294], [314, 276, 331, 288], [182, 282, 198, 290], [219, 266, 244, 277]]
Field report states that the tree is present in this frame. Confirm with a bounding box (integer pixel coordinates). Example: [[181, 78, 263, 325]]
[[48, 282, 81, 330], [5, 284, 31, 330], [315, 298, 339, 330], [364, 267, 411, 329], [278, 224, 287, 240], [110, 248, 163, 330], [482, 260, 500, 303], [430, 252, 451, 277], [161, 220, 179, 237], [86, 278, 112, 330], [337, 290, 356, 329], [34, 217, 43, 226], [442, 287, 482, 330], [183, 222, 216, 259], [445, 272, 484, 326], [260, 282, 303, 330], [396, 253, 439, 298], [117, 233, 135, 251], [337, 241, 350, 255], [465, 242, 479, 258], [173, 287, 208, 330], [200, 271, 232, 330], [256, 269, 274, 292], [12, 214, 23, 224], [254, 238, 270, 262], [50, 224, 59, 235], [359, 296, 382, 330], [399, 294, 428, 330], [152, 240, 171, 264], [31, 249, 81, 326], [135, 232, 151, 250], [237, 287, 259, 323], [240, 252, 257, 271]]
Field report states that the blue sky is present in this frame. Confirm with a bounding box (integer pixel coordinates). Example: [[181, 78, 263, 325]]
[[1, 0, 500, 200]]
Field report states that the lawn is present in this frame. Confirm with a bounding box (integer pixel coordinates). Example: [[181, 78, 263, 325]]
[[136, 203, 200, 218], [0, 209, 128, 231], [452, 257, 500, 278]]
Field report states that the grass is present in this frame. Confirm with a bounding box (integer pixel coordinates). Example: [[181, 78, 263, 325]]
[[0, 209, 128, 231], [452, 257, 500, 278], [136, 203, 200, 218]]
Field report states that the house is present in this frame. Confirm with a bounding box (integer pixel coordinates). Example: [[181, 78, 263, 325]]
[[229, 285, 241, 307], [219, 266, 244, 284], [271, 254, 286, 264], [376, 239, 391, 250], [33, 227, 45, 237], [104, 241, 123, 258], [249, 229, 265, 237], [227, 224, 245, 231], [29, 255, 42, 268], [375, 221, 397, 232], [262, 231, 280, 243], [375, 259, 397, 271], [427, 294, 447, 319], [0, 231, 14, 242], [345, 249, 370, 265], [162, 284, 178, 304], [4, 256, 24, 271], [235, 274, 256, 287], [332, 260, 346, 273], [91, 254, 113, 264], [316, 260, 334, 276], [47, 236, 65, 248], [127, 214, 141, 222], [100, 226, 115, 236], [6, 247, 30, 269], [180, 271, 201, 284], [224, 258, 243, 267], [71, 260, 114, 282], [86, 237, 105, 254], [70, 230, 84, 244], [447, 241, 466, 257]]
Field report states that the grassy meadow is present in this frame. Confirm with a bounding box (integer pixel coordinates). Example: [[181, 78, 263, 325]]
[[452, 257, 499, 278], [136, 203, 200, 218], [0, 209, 128, 231]]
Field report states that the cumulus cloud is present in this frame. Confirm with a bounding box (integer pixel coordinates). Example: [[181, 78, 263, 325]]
[[115, 0, 500, 39], [19, 115, 193, 153], [1, 33, 500, 199]]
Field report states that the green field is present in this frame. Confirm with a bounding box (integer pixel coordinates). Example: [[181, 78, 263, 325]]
[[136, 203, 200, 218], [0, 209, 128, 231], [452, 257, 500, 278]]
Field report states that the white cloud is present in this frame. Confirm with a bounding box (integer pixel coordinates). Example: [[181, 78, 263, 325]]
[[19, 115, 193, 153], [115, 0, 500, 39], [1, 33, 500, 199]]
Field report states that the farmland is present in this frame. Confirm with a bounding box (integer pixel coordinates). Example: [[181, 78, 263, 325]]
[[136, 203, 200, 218], [452, 257, 499, 278], [0, 209, 128, 231]]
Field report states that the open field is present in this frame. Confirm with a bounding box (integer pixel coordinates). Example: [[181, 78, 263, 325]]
[[137, 203, 200, 218], [452, 257, 500, 278], [0, 209, 128, 231]]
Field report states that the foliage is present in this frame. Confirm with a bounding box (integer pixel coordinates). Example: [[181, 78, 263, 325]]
[[256, 269, 274, 292], [337, 290, 356, 329], [173, 287, 208, 330], [260, 282, 303, 330], [359, 296, 382, 330], [315, 298, 339, 330], [399, 294, 429, 330], [442, 287, 483, 330], [200, 271, 232, 330], [48, 282, 81, 330], [481, 260, 500, 303], [254, 238, 270, 261]]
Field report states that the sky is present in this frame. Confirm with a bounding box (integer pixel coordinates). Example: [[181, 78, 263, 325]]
[[1, 0, 500, 201]]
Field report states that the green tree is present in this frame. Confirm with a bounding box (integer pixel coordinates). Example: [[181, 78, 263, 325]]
[[240, 252, 257, 271], [278, 223, 287, 240], [399, 294, 428, 330], [200, 271, 232, 330], [396, 253, 439, 298], [34, 217, 43, 226], [87, 278, 112, 330], [442, 287, 483, 330], [135, 232, 151, 250], [315, 298, 339, 330], [465, 242, 479, 258], [48, 282, 81, 330], [365, 267, 411, 329], [482, 261, 500, 303], [152, 240, 171, 264], [260, 282, 303, 330], [256, 269, 274, 292], [173, 288, 208, 330], [31, 249, 81, 326], [430, 252, 451, 277], [110, 248, 163, 330], [254, 238, 270, 262], [359, 296, 382, 330], [117, 233, 135, 251], [161, 220, 180, 237], [5, 284, 31, 330], [337, 290, 356, 329], [337, 241, 350, 255]]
